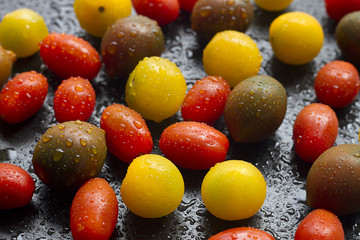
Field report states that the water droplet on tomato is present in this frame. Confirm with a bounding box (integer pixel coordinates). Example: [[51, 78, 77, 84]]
[[65, 139, 73, 147], [133, 120, 142, 129], [75, 84, 84, 92], [43, 135, 52, 143], [80, 138, 87, 146], [53, 148, 64, 162]]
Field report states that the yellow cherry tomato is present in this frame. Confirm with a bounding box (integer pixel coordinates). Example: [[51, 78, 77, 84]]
[[269, 11, 324, 65], [125, 56, 187, 122], [201, 160, 267, 221], [203, 30, 262, 88], [254, 0, 293, 11], [0, 8, 48, 58], [74, 0, 132, 37], [120, 154, 185, 218]]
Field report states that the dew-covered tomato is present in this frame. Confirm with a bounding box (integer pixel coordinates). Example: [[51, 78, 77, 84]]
[[53, 77, 96, 123], [295, 209, 344, 240], [314, 60, 360, 108], [0, 163, 35, 209], [293, 103, 338, 163], [132, 0, 180, 26], [100, 104, 153, 164], [181, 76, 231, 125], [39, 32, 101, 80], [70, 178, 118, 240], [179, 0, 198, 12], [159, 121, 229, 169], [209, 227, 275, 240], [0, 71, 48, 124], [325, 0, 360, 21]]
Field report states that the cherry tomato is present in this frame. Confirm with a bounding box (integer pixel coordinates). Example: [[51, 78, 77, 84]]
[[314, 60, 360, 108], [120, 154, 184, 218], [39, 32, 101, 80], [53, 77, 96, 123], [100, 104, 153, 164], [293, 103, 338, 163], [159, 121, 229, 169], [132, 0, 180, 25], [295, 209, 344, 240], [179, 0, 198, 12], [209, 227, 275, 240], [325, 0, 360, 21], [0, 163, 35, 209], [181, 76, 231, 125], [70, 178, 118, 240], [201, 160, 266, 221], [0, 71, 48, 124]]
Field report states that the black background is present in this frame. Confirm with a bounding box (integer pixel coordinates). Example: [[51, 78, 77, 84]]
[[0, 0, 360, 239]]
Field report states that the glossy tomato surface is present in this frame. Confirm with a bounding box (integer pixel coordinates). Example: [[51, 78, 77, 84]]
[[1, 0, 360, 239], [209, 227, 275, 240]]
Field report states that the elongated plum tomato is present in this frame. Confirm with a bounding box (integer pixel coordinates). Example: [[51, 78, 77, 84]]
[[209, 227, 275, 240], [295, 209, 344, 240], [181, 76, 231, 125], [159, 121, 229, 169], [70, 178, 118, 240], [100, 104, 153, 164], [0, 163, 35, 209], [293, 103, 338, 163]]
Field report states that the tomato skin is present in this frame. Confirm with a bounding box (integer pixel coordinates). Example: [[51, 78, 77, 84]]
[[70, 178, 118, 240], [209, 227, 275, 240], [179, 0, 198, 12], [314, 60, 360, 108], [39, 32, 101, 80], [293, 103, 338, 163], [100, 104, 153, 164], [181, 76, 231, 125], [0, 163, 35, 209], [325, 0, 360, 21], [132, 0, 180, 25], [0, 71, 48, 124], [295, 209, 344, 240], [159, 121, 229, 169], [53, 77, 96, 123]]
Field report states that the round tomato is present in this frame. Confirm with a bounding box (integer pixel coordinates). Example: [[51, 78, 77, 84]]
[[132, 0, 180, 25], [314, 60, 360, 108], [201, 160, 266, 221], [120, 154, 184, 218], [209, 227, 275, 240], [295, 209, 344, 240], [325, 0, 360, 21], [293, 103, 338, 163]]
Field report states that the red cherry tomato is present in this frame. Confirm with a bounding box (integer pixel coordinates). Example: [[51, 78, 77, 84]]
[[181, 76, 231, 125], [325, 0, 360, 21], [132, 0, 180, 25], [314, 60, 360, 108], [295, 209, 344, 240], [293, 103, 338, 163], [179, 0, 198, 12], [39, 32, 101, 80], [53, 77, 96, 123], [70, 178, 118, 240], [0, 163, 35, 209], [100, 104, 153, 164], [209, 227, 275, 240], [159, 121, 229, 169], [0, 71, 48, 124]]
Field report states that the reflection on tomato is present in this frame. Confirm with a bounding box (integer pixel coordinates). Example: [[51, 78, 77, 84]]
[[209, 227, 275, 240]]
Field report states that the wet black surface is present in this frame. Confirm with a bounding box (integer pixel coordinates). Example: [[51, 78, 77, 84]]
[[0, 0, 360, 239]]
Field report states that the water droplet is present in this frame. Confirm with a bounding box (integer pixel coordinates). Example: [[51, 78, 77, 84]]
[[53, 148, 64, 162], [133, 120, 142, 129], [200, 6, 212, 17], [91, 146, 98, 155], [74, 155, 81, 163], [13, 91, 20, 99], [43, 135, 52, 143], [107, 41, 118, 54], [80, 138, 87, 146], [75, 85, 84, 92], [65, 139, 73, 147], [86, 129, 92, 134], [119, 124, 126, 132]]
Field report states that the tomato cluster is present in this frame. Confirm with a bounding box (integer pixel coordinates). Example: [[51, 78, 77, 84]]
[[0, 0, 359, 239]]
